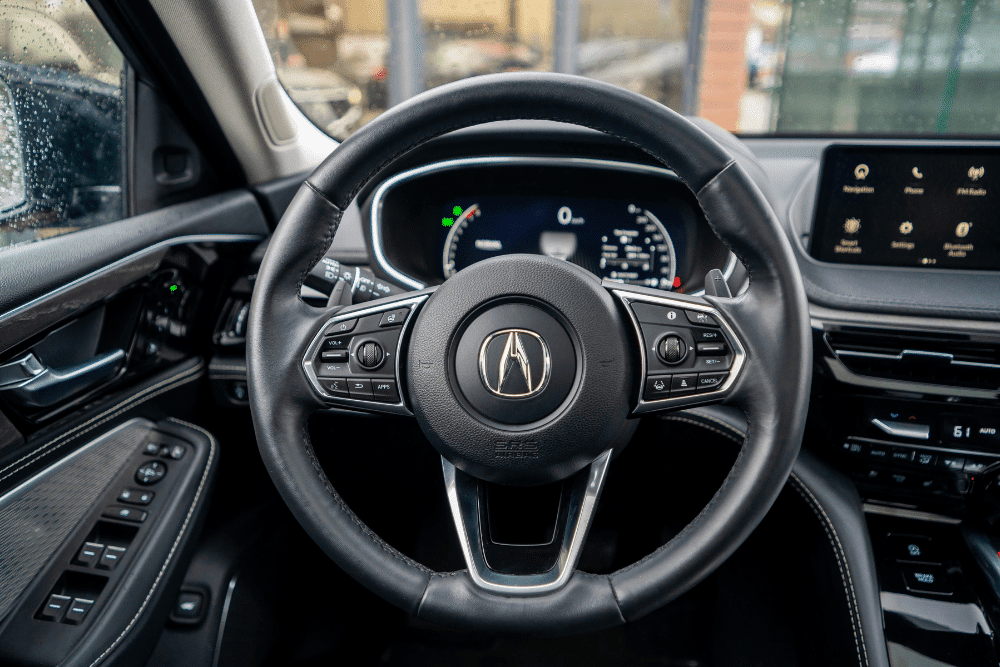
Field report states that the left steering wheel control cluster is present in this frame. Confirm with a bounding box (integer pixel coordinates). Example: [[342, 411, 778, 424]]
[[303, 295, 428, 414]]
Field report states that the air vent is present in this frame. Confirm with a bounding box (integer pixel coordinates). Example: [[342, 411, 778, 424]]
[[826, 329, 1000, 390]]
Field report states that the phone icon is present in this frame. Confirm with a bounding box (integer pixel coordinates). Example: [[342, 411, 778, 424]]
[[912, 167, 923, 179]]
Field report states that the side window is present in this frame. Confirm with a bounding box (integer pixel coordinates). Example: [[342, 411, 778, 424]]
[[0, 1, 125, 249]]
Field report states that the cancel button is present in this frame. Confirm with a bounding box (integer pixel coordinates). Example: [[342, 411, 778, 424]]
[[696, 372, 729, 393]]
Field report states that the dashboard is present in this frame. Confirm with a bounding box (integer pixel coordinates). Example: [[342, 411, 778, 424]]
[[367, 158, 736, 295]]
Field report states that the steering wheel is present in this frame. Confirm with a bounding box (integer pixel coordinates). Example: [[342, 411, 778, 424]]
[[247, 72, 811, 634]]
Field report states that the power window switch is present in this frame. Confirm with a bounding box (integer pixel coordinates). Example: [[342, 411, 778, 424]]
[[102, 506, 147, 523], [119, 489, 154, 505], [39, 594, 72, 621], [96, 546, 127, 571], [63, 598, 94, 625], [75, 542, 105, 567]]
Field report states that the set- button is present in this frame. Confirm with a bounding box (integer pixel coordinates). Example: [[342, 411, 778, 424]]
[[644, 371, 729, 400]]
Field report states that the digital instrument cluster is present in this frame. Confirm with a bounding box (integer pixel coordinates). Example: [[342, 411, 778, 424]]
[[370, 159, 736, 294]]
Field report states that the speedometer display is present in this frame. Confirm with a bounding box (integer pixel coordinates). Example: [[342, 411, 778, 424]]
[[441, 195, 685, 290]]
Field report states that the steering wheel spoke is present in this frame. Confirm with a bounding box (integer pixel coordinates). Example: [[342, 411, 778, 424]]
[[301, 290, 432, 416], [608, 283, 747, 415], [442, 449, 612, 596]]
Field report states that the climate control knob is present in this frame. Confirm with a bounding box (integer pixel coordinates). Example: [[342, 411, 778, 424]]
[[656, 335, 687, 364], [357, 341, 385, 369]]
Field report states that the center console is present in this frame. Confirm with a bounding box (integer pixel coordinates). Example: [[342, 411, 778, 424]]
[[804, 143, 1000, 667]]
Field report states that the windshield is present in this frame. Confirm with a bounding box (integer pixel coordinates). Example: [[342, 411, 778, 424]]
[[252, 0, 1000, 140]]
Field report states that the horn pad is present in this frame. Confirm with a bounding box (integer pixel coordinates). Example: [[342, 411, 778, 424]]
[[406, 254, 637, 485]]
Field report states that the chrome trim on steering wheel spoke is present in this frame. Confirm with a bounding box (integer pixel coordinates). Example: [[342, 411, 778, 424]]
[[611, 287, 747, 415], [301, 293, 429, 416], [442, 449, 611, 596]]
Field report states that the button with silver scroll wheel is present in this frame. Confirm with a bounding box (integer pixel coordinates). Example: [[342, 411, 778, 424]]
[[357, 341, 385, 370], [656, 334, 688, 364]]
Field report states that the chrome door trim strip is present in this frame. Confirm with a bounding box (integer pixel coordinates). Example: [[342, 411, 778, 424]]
[[369, 156, 738, 293]]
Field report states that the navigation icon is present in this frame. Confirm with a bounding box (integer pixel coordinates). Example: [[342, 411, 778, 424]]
[[854, 164, 869, 180]]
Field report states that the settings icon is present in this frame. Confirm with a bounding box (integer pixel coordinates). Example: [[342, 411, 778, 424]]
[[899, 221, 913, 235]]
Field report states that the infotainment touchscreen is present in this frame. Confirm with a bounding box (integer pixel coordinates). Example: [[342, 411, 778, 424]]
[[811, 145, 1000, 270]]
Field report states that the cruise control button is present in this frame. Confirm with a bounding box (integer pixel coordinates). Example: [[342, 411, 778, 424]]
[[684, 310, 719, 327], [692, 328, 723, 342], [378, 309, 409, 327], [63, 598, 94, 625], [320, 378, 349, 397], [326, 319, 357, 335], [644, 375, 671, 400], [696, 372, 728, 392], [372, 379, 400, 403], [135, 461, 167, 485], [696, 342, 727, 355], [670, 373, 698, 396], [102, 506, 147, 523], [347, 378, 374, 400]]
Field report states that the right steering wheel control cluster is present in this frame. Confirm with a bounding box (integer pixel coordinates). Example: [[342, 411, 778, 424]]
[[628, 302, 737, 401]]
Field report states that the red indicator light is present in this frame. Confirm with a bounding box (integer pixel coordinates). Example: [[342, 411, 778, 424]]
[[672, 276, 681, 288]]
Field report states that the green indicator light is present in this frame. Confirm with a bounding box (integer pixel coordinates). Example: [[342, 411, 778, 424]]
[[441, 217, 454, 227], [452, 205, 463, 216], [169, 285, 178, 292]]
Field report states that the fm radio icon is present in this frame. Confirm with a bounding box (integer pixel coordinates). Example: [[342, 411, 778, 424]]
[[968, 166, 985, 181]]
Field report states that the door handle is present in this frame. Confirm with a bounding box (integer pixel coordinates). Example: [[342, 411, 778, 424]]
[[0, 349, 126, 409]]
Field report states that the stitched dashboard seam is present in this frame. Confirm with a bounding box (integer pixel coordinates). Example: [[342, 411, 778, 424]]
[[86, 417, 216, 667], [665, 414, 867, 667], [0, 361, 204, 486]]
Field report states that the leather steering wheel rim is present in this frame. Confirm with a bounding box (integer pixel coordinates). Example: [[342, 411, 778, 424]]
[[247, 72, 811, 634]]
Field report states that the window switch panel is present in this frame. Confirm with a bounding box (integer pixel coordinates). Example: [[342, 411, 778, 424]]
[[75, 542, 104, 567]]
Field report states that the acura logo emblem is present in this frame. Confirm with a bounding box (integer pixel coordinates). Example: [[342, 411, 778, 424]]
[[479, 329, 551, 398]]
